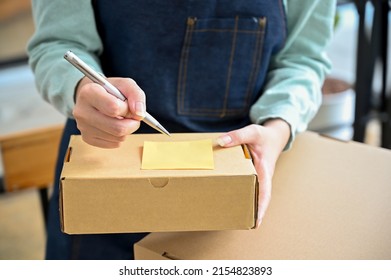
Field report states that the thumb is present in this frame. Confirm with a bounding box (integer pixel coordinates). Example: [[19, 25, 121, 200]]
[[216, 127, 251, 147], [116, 98, 131, 118], [216, 133, 234, 147]]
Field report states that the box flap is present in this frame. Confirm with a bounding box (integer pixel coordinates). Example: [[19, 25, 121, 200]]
[[61, 133, 256, 179]]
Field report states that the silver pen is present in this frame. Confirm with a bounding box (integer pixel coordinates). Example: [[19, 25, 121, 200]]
[[64, 50, 170, 136]]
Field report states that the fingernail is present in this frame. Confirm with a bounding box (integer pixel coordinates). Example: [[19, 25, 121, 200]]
[[216, 135, 232, 147], [135, 101, 145, 118]]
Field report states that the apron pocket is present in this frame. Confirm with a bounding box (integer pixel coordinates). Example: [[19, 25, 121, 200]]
[[177, 16, 267, 118]]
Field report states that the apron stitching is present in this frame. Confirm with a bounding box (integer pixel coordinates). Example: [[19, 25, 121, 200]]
[[245, 17, 267, 109], [221, 15, 239, 118], [177, 17, 196, 114]]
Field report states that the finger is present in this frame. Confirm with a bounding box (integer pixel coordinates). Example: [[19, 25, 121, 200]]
[[74, 95, 140, 136], [76, 109, 141, 138], [110, 78, 146, 120], [78, 83, 127, 118], [77, 119, 140, 141], [77, 118, 140, 149], [254, 158, 272, 228], [80, 135, 124, 149], [216, 124, 260, 147], [256, 184, 271, 228]]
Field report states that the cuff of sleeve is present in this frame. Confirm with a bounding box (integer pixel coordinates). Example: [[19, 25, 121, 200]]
[[63, 71, 85, 118], [250, 106, 302, 151], [62, 53, 102, 118]]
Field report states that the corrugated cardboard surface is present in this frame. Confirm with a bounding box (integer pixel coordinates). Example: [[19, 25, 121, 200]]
[[134, 132, 391, 260], [60, 133, 257, 234]]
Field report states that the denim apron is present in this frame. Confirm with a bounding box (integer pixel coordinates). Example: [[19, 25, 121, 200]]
[[46, 0, 286, 259]]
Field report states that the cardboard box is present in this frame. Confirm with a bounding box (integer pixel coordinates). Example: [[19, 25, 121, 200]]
[[60, 133, 258, 234], [134, 132, 391, 260]]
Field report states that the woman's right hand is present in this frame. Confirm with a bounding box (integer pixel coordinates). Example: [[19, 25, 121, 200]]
[[73, 77, 146, 148]]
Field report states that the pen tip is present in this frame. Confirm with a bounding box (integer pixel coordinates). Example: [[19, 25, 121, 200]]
[[163, 129, 171, 137], [156, 124, 170, 136]]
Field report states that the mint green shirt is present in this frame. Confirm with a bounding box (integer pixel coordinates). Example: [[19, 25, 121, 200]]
[[27, 0, 336, 148]]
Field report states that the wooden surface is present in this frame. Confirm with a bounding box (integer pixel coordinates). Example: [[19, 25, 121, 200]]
[[0, 0, 31, 22], [0, 125, 63, 191], [0, 0, 33, 62]]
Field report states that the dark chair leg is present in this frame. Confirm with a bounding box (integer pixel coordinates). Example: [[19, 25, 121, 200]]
[[353, 0, 391, 148], [38, 187, 49, 230], [379, 0, 391, 149]]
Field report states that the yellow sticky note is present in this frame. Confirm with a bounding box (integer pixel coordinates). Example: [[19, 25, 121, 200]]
[[141, 139, 214, 170]]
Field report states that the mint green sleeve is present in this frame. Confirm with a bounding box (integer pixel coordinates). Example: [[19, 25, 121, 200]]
[[27, 0, 103, 118], [250, 0, 336, 149]]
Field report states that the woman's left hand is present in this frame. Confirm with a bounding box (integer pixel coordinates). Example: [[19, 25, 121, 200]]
[[216, 119, 291, 228]]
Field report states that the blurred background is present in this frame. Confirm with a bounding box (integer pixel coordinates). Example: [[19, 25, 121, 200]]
[[0, 0, 389, 259]]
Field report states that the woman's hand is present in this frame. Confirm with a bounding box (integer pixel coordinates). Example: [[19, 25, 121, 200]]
[[216, 119, 291, 227], [73, 77, 146, 148]]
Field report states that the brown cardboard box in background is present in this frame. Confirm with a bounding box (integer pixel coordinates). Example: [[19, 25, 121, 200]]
[[134, 132, 391, 260], [60, 133, 258, 234]]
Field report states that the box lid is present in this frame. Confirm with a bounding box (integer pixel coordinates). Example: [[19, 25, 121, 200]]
[[62, 133, 256, 179]]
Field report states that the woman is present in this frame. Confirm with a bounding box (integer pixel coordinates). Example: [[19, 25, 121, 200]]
[[28, 0, 336, 259]]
